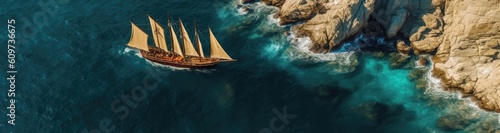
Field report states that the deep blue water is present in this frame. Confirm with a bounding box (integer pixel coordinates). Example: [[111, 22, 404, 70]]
[[0, 0, 498, 133]]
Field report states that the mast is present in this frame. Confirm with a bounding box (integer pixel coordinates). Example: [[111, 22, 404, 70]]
[[168, 17, 174, 53], [168, 17, 184, 58], [147, 15, 168, 52], [194, 21, 205, 59], [126, 22, 150, 52], [179, 18, 185, 58], [179, 18, 200, 57], [209, 28, 233, 60]]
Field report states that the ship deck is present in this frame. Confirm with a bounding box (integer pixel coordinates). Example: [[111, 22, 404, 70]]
[[140, 48, 220, 68]]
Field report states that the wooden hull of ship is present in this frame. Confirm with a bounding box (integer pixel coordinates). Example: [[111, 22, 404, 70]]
[[140, 49, 219, 69]]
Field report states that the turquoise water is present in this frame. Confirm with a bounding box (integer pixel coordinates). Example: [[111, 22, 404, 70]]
[[0, 0, 498, 132]]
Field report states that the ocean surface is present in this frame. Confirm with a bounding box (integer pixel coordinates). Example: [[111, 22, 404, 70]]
[[0, 0, 498, 132]]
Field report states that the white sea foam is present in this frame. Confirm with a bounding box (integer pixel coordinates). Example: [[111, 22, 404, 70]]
[[498, 114, 500, 127], [236, 7, 249, 15], [194, 69, 216, 73], [147, 59, 216, 73], [462, 98, 486, 113], [286, 33, 356, 64], [144, 59, 191, 71], [232, 0, 280, 25], [424, 60, 458, 99], [266, 13, 285, 27], [122, 47, 142, 58], [250, 2, 278, 13]]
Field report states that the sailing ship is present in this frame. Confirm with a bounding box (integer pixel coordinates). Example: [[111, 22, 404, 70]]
[[126, 15, 235, 68]]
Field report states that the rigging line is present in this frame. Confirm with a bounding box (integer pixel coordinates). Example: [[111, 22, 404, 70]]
[[199, 34, 211, 44]]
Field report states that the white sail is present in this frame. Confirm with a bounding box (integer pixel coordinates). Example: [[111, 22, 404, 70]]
[[209, 28, 233, 60], [148, 15, 168, 52], [168, 20, 184, 57], [179, 20, 199, 57], [195, 30, 205, 58], [127, 22, 149, 51]]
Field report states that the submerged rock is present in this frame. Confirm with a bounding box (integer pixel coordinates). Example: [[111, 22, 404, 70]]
[[314, 85, 352, 101], [437, 101, 483, 131], [417, 57, 427, 66], [321, 54, 359, 74], [437, 114, 477, 131], [464, 117, 500, 133], [369, 51, 385, 59], [408, 68, 426, 81], [388, 52, 411, 68], [352, 102, 416, 125], [353, 102, 391, 122]]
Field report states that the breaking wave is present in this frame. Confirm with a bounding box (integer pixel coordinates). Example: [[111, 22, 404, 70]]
[[286, 33, 356, 64], [423, 63, 457, 99], [122, 47, 142, 58]]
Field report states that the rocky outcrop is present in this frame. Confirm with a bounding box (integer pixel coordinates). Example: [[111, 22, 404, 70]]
[[437, 114, 476, 131], [371, 0, 446, 54], [292, 0, 375, 53], [277, 0, 322, 25], [266, 0, 446, 53], [255, 0, 500, 112], [436, 101, 482, 131], [432, 0, 500, 112], [396, 40, 412, 55], [261, 0, 286, 7], [352, 102, 416, 125]]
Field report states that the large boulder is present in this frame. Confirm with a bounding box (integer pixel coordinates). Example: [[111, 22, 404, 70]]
[[385, 8, 408, 38], [292, 0, 376, 53], [432, 0, 500, 112], [396, 40, 412, 55], [278, 0, 320, 25], [371, 0, 445, 54]]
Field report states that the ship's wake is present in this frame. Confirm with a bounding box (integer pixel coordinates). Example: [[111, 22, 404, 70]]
[[122, 47, 142, 58]]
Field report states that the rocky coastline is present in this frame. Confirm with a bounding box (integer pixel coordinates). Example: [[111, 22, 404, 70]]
[[243, 0, 500, 113]]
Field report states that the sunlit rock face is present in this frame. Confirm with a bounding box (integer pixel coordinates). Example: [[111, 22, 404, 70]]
[[432, 0, 500, 112], [261, 0, 286, 7], [291, 0, 375, 53], [379, 0, 446, 54], [265, 0, 447, 54], [262, 0, 376, 53]]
